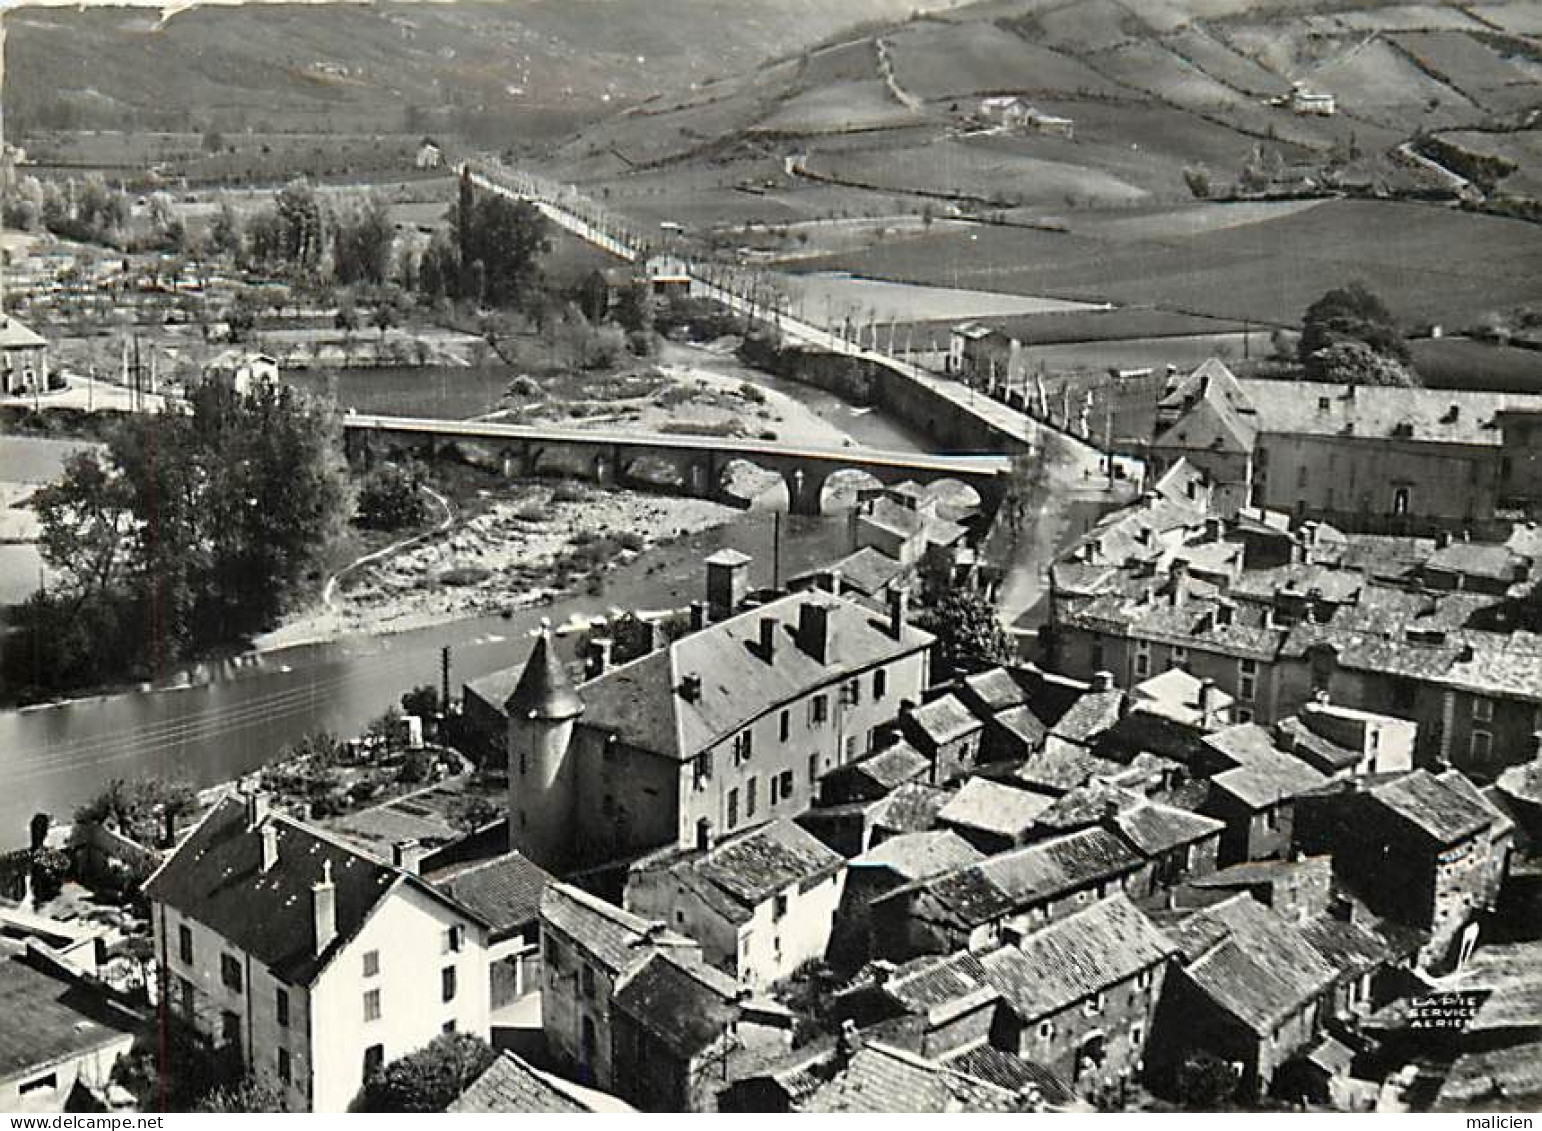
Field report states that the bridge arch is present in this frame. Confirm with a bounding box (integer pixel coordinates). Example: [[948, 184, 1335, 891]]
[[720, 459, 791, 511], [818, 468, 886, 513]]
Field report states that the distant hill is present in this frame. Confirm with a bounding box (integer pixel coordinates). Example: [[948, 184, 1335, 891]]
[[4, 0, 966, 147]]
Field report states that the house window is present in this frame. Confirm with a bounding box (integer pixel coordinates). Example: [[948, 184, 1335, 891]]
[[874, 669, 888, 700], [809, 754, 818, 784], [1038, 1020, 1054, 1042], [1136, 968, 1153, 992], [1472, 697, 1494, 722], [363, 989, 382, 1023], [779, 770, 794, 800], [277, 1048, 291, 1085], [442, 966, 457, 1003], [178, 924, 193, 966], [363, 1045, 385, 1079], [728, 788, 740, 829], [693, 750, 714, 788], [845, 735, 859, 763], [221, 954, 243, 994], [363, 950, 380, 978], [1131, 1023, 1144, 1050], [1296, 465, 1308, 489], [17, 1073, 57, 1097], [276, 988, 290, 1029], [1084, 992, 1105, 1016], [1133, 640, 1150, 678], [443, 926, 464, 954], [810, 696, 829, 726], [177, 976, 194, 1019], [1237, 707, 1255, 723], [747, 777, 758, 818], [1238, 658, 1257, 702], [779, 711, 790, 742], [1170, 645, 1188, 671], [773, 893, 789, 921], [734, 730, 754, 764], [443, 1020, 457, 1035], [581, 964, 597, 999], [846, 679, 862, 707], [1471, 729, 1493, 761], [1090, 640, 1105, 671]]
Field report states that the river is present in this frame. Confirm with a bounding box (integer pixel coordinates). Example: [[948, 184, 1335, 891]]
[[0, 351, 925, 849]]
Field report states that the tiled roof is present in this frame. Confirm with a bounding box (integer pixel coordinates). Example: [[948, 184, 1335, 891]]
[[539, 883, 696, 974], [990, 704, 1048, 752], [505, 628, 584, 719], [448, 1051, 595, 1113], [1154, 359, 1258, 455], [849, 742, 931, 792], [1115, 801, 1225, 856], [428, 850, 553, 941], [0, 318, 47, 349], [1049, 690, 1125, 745], [942, 1046, 1074, 1106], [143, 797, 457, 986], [790, 547, 906, 597], [678, 819, 844, 924], [1369, 769, 1493, 846], [1275, 716, 1361, 774], [802, 1043, 1021, 1113], [1033, 782, 1141, 834], [1299, 906, 1423, 975], [907, 694, 984, 748], [938, 779, 1055, 840], [1425, 542, 1527, 582], [851, 831, 984, 882], [986, 895, 1173, 1020], [1435, 1041, 1542, 1111], [1013, 738, 1123, 795], [961, 668, 1029, 714], [1171, 895, 1337, 1034], [1203, 722, 1285, 767], [870, 782, 951, 835], [0, 945, 140, 1084], [1211, 751, 1328, 811], [612, 950, 747, 1060]]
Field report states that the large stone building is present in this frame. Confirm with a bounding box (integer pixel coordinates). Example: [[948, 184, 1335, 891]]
[[1147, 359, 1542, 530], [468, 585, 933, 872], [144, 793, 491, 1112], [0, 314, 48, 396]]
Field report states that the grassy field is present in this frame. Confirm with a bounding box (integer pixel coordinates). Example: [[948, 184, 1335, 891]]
[[1390, 32, 1542, 117], [1408, 337, 1542, 392], [793, 198, 1542, 327], [883, 21, 1129, 100], [1303, 37, 1486, 130], [1474, 2, 1542, 34], [754, 81, 922, 135], [1437, 129, 1542, 198], [1163, 27, 1294, 98]]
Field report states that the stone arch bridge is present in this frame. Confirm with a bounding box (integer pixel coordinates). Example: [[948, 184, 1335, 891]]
[[342, 414, 1009, 516]]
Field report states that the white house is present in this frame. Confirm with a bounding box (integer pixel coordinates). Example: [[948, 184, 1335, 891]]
[[624, 818, 846, 988], [0, 315, 49, 396], [143, 792, 491, 1113], [202, 350, 279, 396], [1289, 84, 1336, 116]]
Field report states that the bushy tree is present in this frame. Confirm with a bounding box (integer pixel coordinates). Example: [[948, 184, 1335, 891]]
[[75, 777, 198, 845], [192, 1075, 286, 1113], [1306, 340, 1419, 387], [918, 587, 1013, 674], [401, 684, 440, 719], [362, 1032, 496, 1112], [357, 464, 427, 530], [333, 195, 395, 286], [1299, 282, 1410, 381], [1176, 1051, 1239, 1110]]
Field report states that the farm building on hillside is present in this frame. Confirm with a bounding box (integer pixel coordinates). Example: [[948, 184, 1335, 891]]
[[0, 315, 48, 396], [416, 138, 444, 169], [977, 96, 1074, 138], [1289, 84, 1336, 116], [202, 350, 279, 395]]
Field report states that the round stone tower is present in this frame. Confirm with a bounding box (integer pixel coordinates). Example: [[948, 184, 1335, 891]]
[[505, 622, 584, 870]]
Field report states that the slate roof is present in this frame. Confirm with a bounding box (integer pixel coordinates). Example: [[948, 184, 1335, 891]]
[[1369, 769, 1493, 846], [1154, 360, 1258, 455], [576, 591, 933, 761], [143, 796, 469, 987], [1049, 690, 1125, 745], [0, 318, 47, 350], [1131, 667, 1234, 721], [0, 945, 140, 1085], [448, 1051, 596, 1113], [612, 950, 749, 1061], [1203, 722, 1285, 768], [845, 742, 932, 793], [1425, 541, 1527, 582], [893, 827, 1142, 931], [937, 779, 1055, 841], [1237, 378, 1542, 447], [802, 1043, 1021, 1113], [942, 1046, 1074, 1106], [851, 831, 984, 882], [539, 883, 696, 974], [1275, 716, 1361, 774], [1013, 738, 1123, 795], [790, 547, 908, 597], [906, 694, 984, 748], [1169, 895, 1337, 1035], [960, 668, 1029, 714], [989, 704, 1049, 752], [1033, 781, 1141, 834], [506, 628, 584, 720], [672, 819, 844, 924], [428, 850, 553, 942], [870, 782, 952, 835]]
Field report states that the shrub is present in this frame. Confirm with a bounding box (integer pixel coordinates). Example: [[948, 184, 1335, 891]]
[[362, 1032, 496, 1112], [31, 847, 72, 903], [357, 465, 427, 531]]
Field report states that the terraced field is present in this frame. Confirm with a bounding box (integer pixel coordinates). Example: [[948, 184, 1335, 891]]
[[883, 20, 1130, 100]]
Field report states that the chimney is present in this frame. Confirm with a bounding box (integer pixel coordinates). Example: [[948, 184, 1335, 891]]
[[259, 823, 279, 873], [679, 673, 703, 702], [825, 568, 844, 596], [798, 601, 837, 664], [1092, 670, 1114, 693], [585, 636, 614, 679], [245, 788, 270, 831], [887, 587, 909, 640], [312, 860, 337, 955], [1199, 678, 1220, 721], [689, 600, 708, 631], [759, 616, 778, 662], [392, 838, 427, 874], [705, 550, 751, 621]]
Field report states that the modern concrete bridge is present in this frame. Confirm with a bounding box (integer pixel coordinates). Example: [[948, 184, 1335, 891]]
[[342, 413, 1010, 515]]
